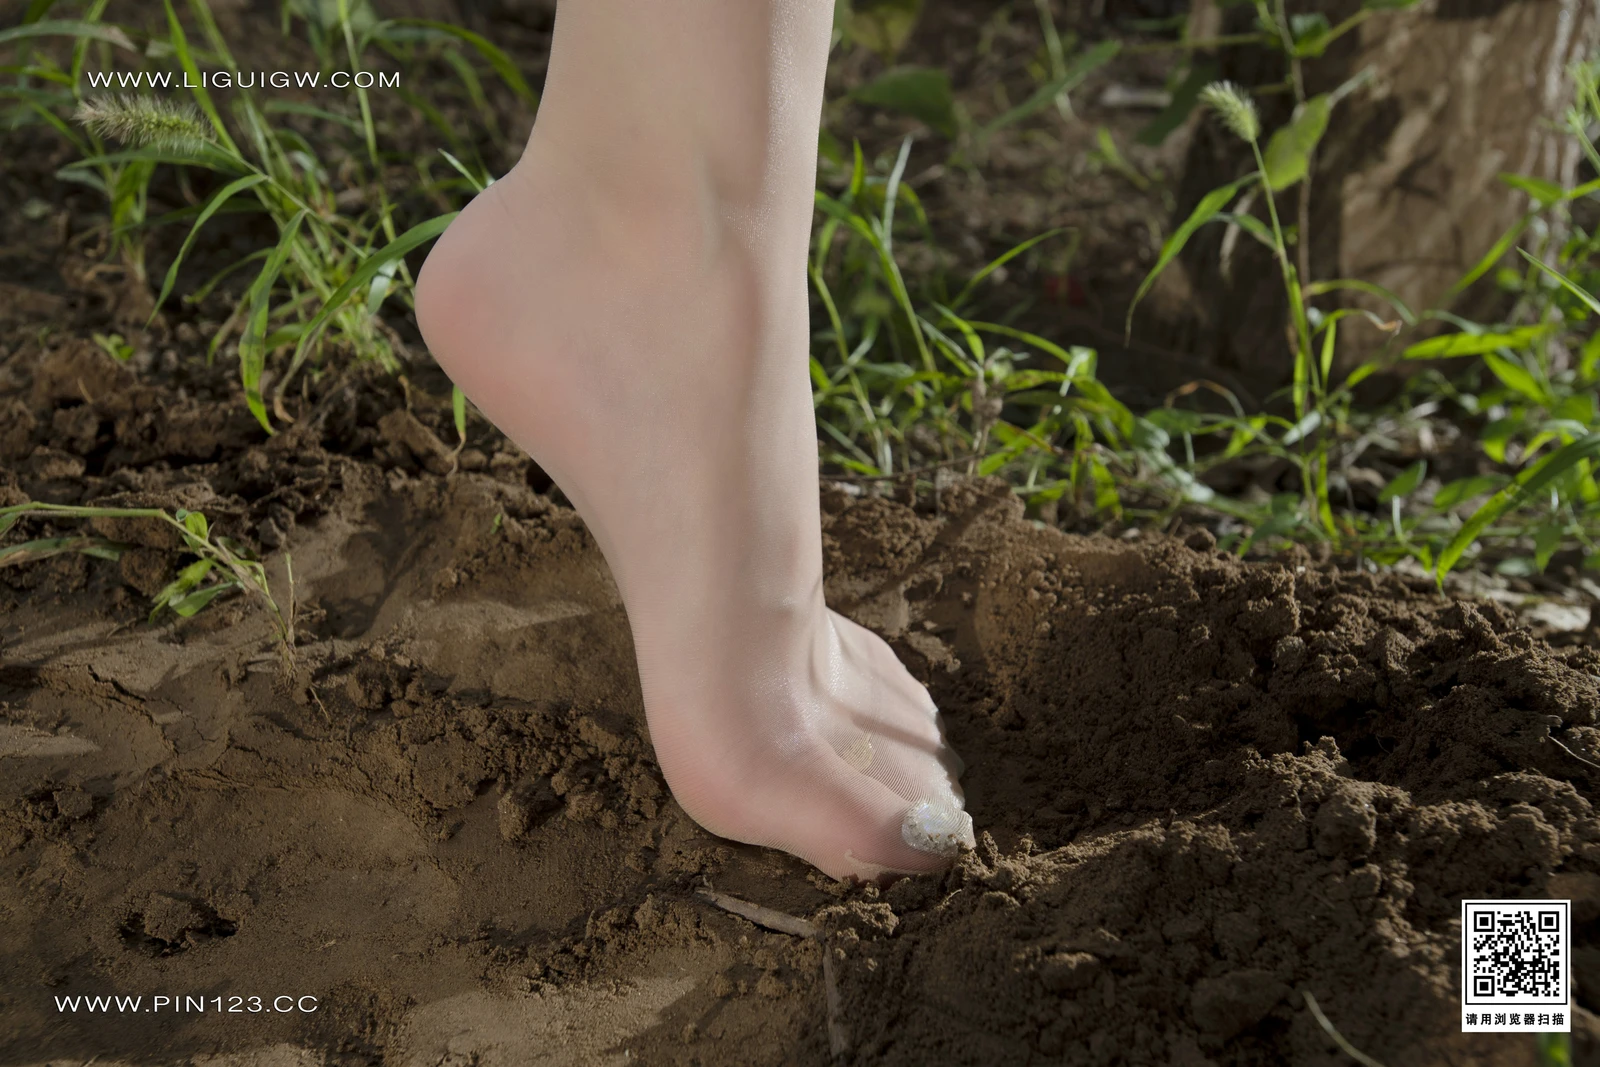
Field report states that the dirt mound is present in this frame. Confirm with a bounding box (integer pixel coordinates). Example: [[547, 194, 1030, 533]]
[[818, 485, 1600, 1065]]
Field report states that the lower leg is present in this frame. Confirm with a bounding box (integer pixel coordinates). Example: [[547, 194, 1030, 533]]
[[415, 0, 974, 881], [529, 0, 826, 247]]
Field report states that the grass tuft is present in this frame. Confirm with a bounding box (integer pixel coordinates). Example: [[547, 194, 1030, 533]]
[[1198, 80, 1260, 144], [74, 93, 213, 153], [0, 502, 295, 663]]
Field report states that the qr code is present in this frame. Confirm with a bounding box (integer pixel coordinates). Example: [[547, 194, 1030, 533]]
[[1462, 900, 1569, 1018]]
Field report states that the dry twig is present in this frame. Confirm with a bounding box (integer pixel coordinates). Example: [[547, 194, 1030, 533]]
[[1302, 989, 1387, 1067], [1547, 732, 1600, 772], [694, 888, 848, 1061], [695, 888, 817, 937], [821, 948, 849, 1061]]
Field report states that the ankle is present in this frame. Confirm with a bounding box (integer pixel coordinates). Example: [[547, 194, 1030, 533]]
[[514, 125, 823, 281], [510, 130, 727, 264]]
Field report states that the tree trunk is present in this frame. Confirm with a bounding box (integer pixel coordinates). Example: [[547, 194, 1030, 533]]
[[1171, 0, 1598, 388]]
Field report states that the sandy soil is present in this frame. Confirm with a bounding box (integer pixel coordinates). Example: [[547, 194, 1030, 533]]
[[4, 330, 1600, 1066]]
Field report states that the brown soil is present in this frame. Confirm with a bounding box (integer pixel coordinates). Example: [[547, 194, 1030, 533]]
[[6, 326, 1600, 1066]]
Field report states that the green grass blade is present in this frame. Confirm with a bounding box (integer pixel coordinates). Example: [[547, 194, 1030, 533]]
[[1540, 1031, 1573, 1067], [1, 503, 168, 521], [136, 196, 261, 235], [1137, 59, 1216, 146], [69, 0, 112, 89], [24, 0, 66, 21], [24, 98, 91, 157], [1448, 211, 1530, 296], [809, 262, 851, 364], [0, 83, 77, 103], [931, 303, 985, 366], [1291, 296, 1311, 415], [1534, 521, 1564, 572], [1287, 269, 1314, 398], [964, 320, 1080, 368], [151, 556, 214, 608], [374, 19, 538, 108], [239, 209, 309, 434], [851, 65, 957, 138], [438, 149, 487, 193], [1437, 432, 1600, 581], [1565, 175, 1600, 202], [1432, 474, 1507, 511], [1304, 278, 1417, 325], [843, 208, 933, 373], [440, 46, 491, 121], [1316, 451, 1335, 534], [0, 18, 134, 49], [809, 356, 832, 394], [1499, 172, 1564, 208], [917, 318, 974, 376], [280, 211, 458, 402], [1401, 324, 1552, 359], [260, 99, 365, 132], [1214, 210, 1277, 252], [881, 134, 912, 253], [190, 247, 270, 310], [1482, 351, 1552, 406], [184, 0, 237, 67], [164, 0, 238, 154], [963, 321, 1133, 436], [1126, 175, 1252, 340], [976, 39, 1120, 143], [180, 509, 208, 539], [169, 579, 240, 617], [1378, 460, 1426, 503], [0, 536, 126, 566], [335, 0, 382, 174], [949, 226, 1072, 312], [812, 211, 843, 273], [1318, 315, 1337, 382], [151, 172, 269, 323], [1262, 94, 1330, 191], [1518, 248, 1600, 317], [452, 385, 467, 445], [58, 145, 245, 173]]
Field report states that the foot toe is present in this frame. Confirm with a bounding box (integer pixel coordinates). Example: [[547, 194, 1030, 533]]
[[901, 795, 977, 856], [764, 741, 971, 881]]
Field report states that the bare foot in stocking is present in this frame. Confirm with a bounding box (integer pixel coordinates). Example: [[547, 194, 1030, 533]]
[[414, 0, 973, 881]]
